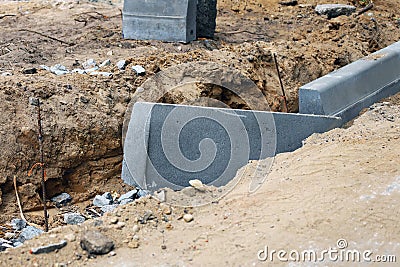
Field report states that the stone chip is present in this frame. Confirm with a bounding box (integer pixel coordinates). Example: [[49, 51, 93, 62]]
[[80, 231, 114, 255]]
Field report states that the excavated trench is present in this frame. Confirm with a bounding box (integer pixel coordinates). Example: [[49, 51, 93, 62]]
[[0, 53, 309, 227], [1, 0, 399, 230], [0, 43, 397, 228]]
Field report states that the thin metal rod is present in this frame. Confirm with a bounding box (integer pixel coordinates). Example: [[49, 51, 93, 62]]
[[273, 53, 286, 97], [37, 101, 48, 232], [273, 53, 288, 112]]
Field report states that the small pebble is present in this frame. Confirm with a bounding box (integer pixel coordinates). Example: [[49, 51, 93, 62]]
[[22, 68, 37, 74], [99, 59, 111, 68], [109, 251, 116, 256], [29, 97, 39, 106], [82, 59, 96, 69], [51, 193, 72, 208], [101, 204, 118, 213], [116, 60, 127, 70], [132, 65, 146, 76], [80, 96, 89, 104], [154, 190, 166, 202], [160, 204, 172, 215], [84, 67, 99, 73], [165, 222, 173, 230], [71, 68, 86, 75], [128, 240, 139, 249], [89, 71, 113, 78], [132, 224, 140, 233], [64, 233, 76, 242], [189, 179, 206, 191], [114, 222, 126, 230], [50, 64, 69, 75], [183, 214, 194, 223]]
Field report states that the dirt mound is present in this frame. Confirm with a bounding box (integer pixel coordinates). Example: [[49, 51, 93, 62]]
[[0, 0, 399, 240], [0, 92, 398, 266]]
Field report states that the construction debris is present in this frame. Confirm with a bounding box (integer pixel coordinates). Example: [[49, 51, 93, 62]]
[[30, 240, 67, 254]]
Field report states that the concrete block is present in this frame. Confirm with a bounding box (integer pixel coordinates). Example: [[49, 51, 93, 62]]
[[315, 4, 356, 19], [93, 194, 112, 207], [64, 213, 86, 225], [18, 226, 43, 242], [30, 240, 67, 254], [122, 0, 197, 42], [299, 41, 400, 123], [117, 189, 138, 202], [51, 193, 72, 207], [122, 102, 342, 191], [196, 0, 217, 38], [11, 219, 26, 231]]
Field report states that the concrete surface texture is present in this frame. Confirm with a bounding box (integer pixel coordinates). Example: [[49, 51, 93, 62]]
[[121, 61, 271, 144], [122, 102, 341, 191], [122, 0, 197, 42], [299, 40, 400, 123]]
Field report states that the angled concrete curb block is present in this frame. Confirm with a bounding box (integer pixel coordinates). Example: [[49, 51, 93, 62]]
[[299, 41, 400, 123], [122, 0, 197, 42], [122, 102, 341, 190], [121, 42, 400, 191]]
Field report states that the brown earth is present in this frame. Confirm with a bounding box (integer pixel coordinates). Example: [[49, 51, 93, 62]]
[[0, 0, 399, 265]]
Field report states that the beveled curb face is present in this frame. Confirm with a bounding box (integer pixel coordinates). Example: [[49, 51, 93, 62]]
[[122, 102, 342, 204], [122, 62, 277, 206], [299, 41, 400, 123], [122, 0, 197, 43]]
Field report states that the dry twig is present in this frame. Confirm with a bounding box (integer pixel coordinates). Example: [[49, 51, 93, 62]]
[[18, 29, 74, 46], [73, 10, 121, 26], [0, 14, 16, 19], [13, 175, 27, 222], [220, 30, 266, 36], [13, 175, 42, 229], [357, 2, 374, 16]]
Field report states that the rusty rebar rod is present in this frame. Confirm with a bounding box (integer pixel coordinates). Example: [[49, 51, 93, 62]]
[[36, 100, 49, 232], [273, 53, 288, 112]]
